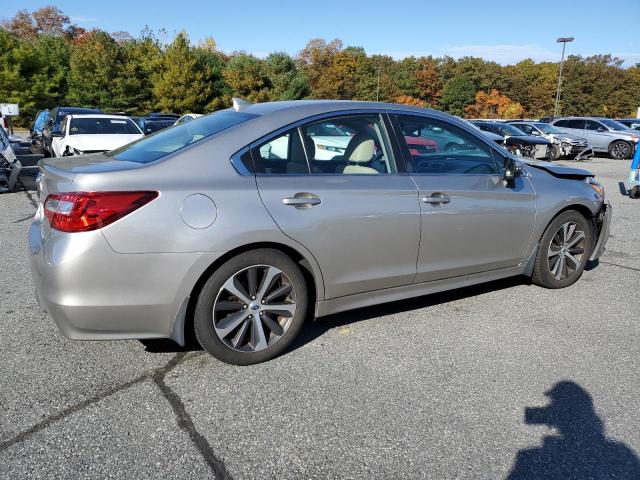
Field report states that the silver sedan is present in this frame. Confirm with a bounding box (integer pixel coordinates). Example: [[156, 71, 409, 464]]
[[29, 100, 611, 364]]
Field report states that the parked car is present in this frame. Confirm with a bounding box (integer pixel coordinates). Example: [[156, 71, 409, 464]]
[[458, 117, 505, 145], [175, 113, 203, 125], [42, 107, 102, 157], [508, 121, 592, 160], [550, 117, 639, 159], [50, 114, 144, 157], [615, 118, 640, 131], [30, 100, 611, 365], [133, 112, 179, 135], [471, 121, 552, 159], [29, 110, 49, 154], [0, 124, 21, 193]]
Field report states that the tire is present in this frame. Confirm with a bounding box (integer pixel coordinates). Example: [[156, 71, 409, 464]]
[[630, 185, 640, 199], [608, 140, 631, 160], [549, 144, 560, 160], [532, 210, 594, 288], [194, 249, 308, 365]]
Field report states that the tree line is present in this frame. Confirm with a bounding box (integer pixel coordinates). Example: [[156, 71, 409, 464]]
[[2, 6, 639, 127]]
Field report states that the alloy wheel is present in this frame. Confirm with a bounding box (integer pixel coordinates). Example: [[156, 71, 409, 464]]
[[547, 221, 586, 280], [612, 142, 630, 159], [213, 265, 297, 352]]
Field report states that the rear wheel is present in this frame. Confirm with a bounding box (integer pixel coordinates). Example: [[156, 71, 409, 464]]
[[532, 211, 593, 288], [194, 249, 308, 365], [608, 140, 631, 160]]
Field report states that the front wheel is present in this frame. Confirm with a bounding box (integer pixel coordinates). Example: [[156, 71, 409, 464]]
[[608, 140, 631, 160], [549, 144, 560, 160], [532, 211, 594, 288], [194, 249, 308, 365]]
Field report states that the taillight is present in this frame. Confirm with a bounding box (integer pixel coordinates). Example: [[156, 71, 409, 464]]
[[44, 191, 158, 232]]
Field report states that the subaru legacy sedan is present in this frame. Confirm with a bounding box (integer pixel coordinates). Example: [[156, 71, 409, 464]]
[[29, 100, 611, 365]]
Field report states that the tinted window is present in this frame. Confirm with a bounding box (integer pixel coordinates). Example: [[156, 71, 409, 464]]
[[301, 114, 396, 174], [69, 117, 141, 135], [584, 120, 603, 131], [515, 124, 533, 135], [395, 115, 497, 175], [108, 110, 257, 164], [565, 119, 585, 129], [491, 123, 526, 136], [600, 119, 628, 131]]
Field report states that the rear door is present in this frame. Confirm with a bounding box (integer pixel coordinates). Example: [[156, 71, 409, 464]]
[[254, 112, 420, 299], [392, 114, 536, 282]]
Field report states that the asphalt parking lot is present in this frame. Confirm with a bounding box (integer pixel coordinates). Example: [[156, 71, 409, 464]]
[[1, 157, 639, 479]]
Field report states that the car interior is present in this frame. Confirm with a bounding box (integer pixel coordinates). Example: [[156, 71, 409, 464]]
[[254, 115, 395, 175]]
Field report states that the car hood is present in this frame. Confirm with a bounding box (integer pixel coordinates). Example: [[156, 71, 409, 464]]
[[505, 135, 550, 145], [523, 159, 593, 178], [66, 134, 143, 152]]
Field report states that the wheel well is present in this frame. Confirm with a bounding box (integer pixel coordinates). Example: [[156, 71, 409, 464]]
[[182, 242, 319, 346], [609, 139, 631, 150]]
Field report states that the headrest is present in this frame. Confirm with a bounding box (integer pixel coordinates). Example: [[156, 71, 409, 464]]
[[345, 133, 375, 164]]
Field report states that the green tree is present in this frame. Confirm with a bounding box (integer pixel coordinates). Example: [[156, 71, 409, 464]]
[[153, 32, 212, 113], [223, 53, 270, 102], [440, 75, 476, 116], [264, 52, 309, 100]]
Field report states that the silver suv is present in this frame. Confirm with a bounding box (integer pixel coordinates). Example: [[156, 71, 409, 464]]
[[29, 100, 611, 364], [508, 121, 591, 160], [550, 117, 639, 159]]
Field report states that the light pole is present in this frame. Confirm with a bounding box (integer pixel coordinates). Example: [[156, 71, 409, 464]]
[[376, 67, 382, 102], [554, 37, 574, 117]]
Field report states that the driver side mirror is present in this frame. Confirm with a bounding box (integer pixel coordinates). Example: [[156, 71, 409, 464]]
[[530, 130, 540, 136], [503, 157, 520, 187]]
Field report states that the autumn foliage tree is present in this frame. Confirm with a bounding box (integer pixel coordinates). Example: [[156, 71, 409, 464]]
[[465, 89, 525, 119]]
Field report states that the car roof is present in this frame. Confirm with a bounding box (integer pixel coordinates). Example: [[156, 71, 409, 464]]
[[235, 99, 451, 119]]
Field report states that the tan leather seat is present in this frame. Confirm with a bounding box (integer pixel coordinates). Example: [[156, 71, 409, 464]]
[[342, 133, 379, 174]]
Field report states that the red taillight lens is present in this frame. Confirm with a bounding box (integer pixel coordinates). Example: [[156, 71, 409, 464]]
[[44, 191, 158, 232]]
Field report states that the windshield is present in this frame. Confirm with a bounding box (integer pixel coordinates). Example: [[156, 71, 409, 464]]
[[534, 123, 562, 134], [70, 117, 141, 135], [108, 110, 258, 163], [600, 119, 629, 131], [491, 123, 526, 136]]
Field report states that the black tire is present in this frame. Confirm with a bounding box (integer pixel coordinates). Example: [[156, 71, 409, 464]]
[[630, 185, 640, 199], [549, 144, 560, 160], [43, 149, 51, 158], [608, 140, 632, 160], [532, 210, 594, 289], [194, 248, 308, 365]]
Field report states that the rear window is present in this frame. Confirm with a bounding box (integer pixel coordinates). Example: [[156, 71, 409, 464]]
[[107, 110, 258, 164]]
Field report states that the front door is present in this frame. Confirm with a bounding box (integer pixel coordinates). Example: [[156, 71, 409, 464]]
[[392, 114, 536, 283], [254, 113, 421, 299]]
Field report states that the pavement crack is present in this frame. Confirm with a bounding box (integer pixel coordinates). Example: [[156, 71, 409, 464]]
[[153, 355, 232, 480], [17, 179, 38, 210], [12, 214, 33, 223], [0, 352, 194, 451], [600, 260, 640, 273]]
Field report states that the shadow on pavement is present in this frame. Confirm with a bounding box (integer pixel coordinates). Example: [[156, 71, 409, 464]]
[[507, 381, 640, 479], [288, 275, 528, 353]]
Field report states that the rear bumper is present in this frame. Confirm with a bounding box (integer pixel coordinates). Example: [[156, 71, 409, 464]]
[[590, 201, 611, 261], [28, 216, 223, 342]]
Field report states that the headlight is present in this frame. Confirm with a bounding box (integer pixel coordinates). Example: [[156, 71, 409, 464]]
[[316, 144, 344, 153], [587, 177, 605, 200]]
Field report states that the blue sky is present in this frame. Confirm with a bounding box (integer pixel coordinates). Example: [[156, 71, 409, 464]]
[[6, 0, 640, 65]]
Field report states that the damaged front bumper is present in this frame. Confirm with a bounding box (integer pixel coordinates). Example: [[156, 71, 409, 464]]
[[590, 201, 611, 261]]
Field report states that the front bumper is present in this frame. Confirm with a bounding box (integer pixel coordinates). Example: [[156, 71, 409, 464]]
[[28, 214, 223, 342], [590, 201, 611, 261]]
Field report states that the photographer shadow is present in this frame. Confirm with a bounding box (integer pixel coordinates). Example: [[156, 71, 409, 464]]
[[508, 381, 640, 479]]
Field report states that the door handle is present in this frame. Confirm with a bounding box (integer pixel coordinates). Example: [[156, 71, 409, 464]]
[[422, 193, 451, 205], [282, 193, 321, 208]]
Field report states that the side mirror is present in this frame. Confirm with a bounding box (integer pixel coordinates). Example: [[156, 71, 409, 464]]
[[530, 130, 540, 136], [597, 127, 606, 132], [503, 157, 518, 187]]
